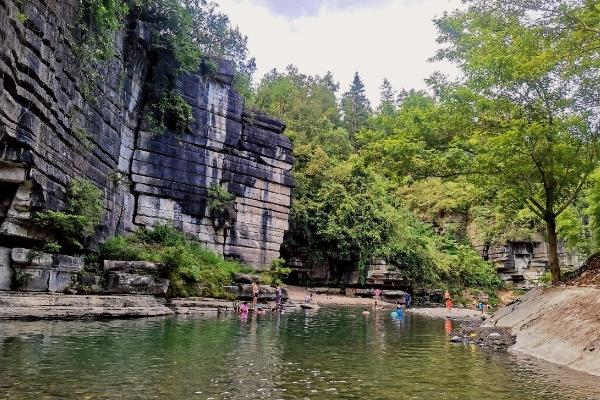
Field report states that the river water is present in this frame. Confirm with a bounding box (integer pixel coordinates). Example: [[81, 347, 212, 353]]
[[0, 307, 598, 399]]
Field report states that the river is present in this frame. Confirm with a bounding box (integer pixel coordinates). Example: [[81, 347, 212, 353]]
[[0, 307, 598, 399]]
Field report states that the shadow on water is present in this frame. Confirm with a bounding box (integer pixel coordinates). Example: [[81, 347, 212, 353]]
[[0, 308, 598, 399]]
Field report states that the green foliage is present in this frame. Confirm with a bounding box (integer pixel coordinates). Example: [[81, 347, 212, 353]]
[[13, 269, 32, 289], [100, 224, 250, 298], [42, 241, 62, 254], [149, 89, 194, 133], [207, 184, 235, 215], [33, 178, 104, 252], [431, 2, 600, 283], [77, 0, 129, 61], [341, 72, 372, 141], [260, 258, 291, 285]]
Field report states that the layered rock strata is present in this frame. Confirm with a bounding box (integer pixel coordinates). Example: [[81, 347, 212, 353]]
[[0, 0, 292, 271]]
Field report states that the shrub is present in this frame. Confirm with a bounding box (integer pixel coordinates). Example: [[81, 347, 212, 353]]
[[33, 178, 104, 252], [100, 224, 250, 298]]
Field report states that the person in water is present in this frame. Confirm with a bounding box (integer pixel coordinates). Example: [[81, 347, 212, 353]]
[[239, 301, 249, 314], [373, 288, 382, 307], [395, 301, 404, 318], [362, 308, 370, 315], [275, 284, 283, 311], [252, 281, 259, 310]]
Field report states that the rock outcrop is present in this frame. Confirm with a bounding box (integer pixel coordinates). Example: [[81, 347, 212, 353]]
[[0, 0, 292, 271]]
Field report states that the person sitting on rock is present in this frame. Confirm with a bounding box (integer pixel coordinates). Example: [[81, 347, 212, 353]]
[[239, 301, 249, 315]]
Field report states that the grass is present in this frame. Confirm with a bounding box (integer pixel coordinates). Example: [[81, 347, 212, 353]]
[[100, 224, 253, 298]]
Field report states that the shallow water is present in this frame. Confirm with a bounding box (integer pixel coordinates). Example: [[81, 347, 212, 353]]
[[0, 308, 598, 399]]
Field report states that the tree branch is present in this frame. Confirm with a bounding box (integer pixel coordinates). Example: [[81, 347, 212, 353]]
[[555, 171, 592, 217]]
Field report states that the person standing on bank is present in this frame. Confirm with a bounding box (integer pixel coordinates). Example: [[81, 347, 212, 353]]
[[444, 290, 453, 311]]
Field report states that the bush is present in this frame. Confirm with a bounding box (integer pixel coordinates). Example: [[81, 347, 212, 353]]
[[100, 224, 250, 298], [33, 178, 104, 252]]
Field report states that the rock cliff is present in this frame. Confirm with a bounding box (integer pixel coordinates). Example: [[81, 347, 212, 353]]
[[0, 0, 293, 270]]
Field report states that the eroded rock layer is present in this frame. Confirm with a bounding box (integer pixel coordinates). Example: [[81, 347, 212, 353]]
[[0, 0, 292, 269]]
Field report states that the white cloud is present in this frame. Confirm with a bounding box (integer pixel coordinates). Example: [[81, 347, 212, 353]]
[[216, 0, 462, 105]]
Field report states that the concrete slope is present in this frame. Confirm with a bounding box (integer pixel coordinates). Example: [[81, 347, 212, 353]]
[[483, 286, 600, 376]]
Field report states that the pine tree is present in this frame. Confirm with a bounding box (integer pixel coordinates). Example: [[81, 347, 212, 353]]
[[341, 72, 371, 139], [378, 78, 396, 115]]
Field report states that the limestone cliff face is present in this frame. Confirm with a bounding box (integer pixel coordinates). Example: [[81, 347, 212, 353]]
[[0, 0, 293, 269]]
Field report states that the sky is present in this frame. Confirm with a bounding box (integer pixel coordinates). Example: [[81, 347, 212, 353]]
[[216, 0, 463, 105]]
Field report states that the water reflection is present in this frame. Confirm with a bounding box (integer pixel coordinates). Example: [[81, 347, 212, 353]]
[[0, 308, 598, 399]]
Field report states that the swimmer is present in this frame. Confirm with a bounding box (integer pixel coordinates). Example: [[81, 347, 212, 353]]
[[362, 308, 370, 315]]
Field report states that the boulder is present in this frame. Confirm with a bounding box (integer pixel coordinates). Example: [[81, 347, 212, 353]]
[[106, 271, 169, 296], [488, 332, 502, 340], [310, 287, 343, 295], [450, 336, 463, 343], [381, 290, 406, 301], [232, 272, 259, 284], [103, 260, 162, 274]]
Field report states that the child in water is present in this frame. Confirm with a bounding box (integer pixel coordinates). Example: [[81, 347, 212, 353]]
[[394, 301, 404, 318]]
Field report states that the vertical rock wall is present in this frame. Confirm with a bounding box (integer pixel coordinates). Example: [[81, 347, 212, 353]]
[[0, 0, 293, 270]]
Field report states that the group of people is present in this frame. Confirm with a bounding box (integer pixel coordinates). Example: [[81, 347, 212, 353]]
[[362, 289, 412, 316], [238, 282, 284, 317]]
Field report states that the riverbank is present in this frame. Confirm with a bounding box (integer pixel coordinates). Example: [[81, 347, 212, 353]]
[[481, 286, 600, 376], [286, 285, 391, 306], [410, 306, 485, 321]]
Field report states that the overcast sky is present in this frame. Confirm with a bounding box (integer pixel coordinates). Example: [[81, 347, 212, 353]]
[[216, 0, 462, 105]]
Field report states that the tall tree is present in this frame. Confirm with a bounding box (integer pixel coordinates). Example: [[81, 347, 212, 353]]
[[378, 78, 396, 116], [434, 2, 600, 284], [341, 72, 372, 140]]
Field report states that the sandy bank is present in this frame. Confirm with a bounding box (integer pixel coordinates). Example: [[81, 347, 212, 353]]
[[410, 307, 485, 321], [286, 285, 394, 307], [483, 286, 600, 376]]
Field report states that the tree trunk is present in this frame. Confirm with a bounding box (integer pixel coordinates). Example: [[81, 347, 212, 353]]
[[545, 216, 561, 285]]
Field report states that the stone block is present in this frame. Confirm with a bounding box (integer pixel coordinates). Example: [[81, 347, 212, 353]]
[[106, 271, 169, 296], [48, 271, 75, 292], [0, 163, 27, 183], [0, 246, 13, 290], [15, 267, 50, 292], [11, 248, 53, 267], [103, 260, 162, 274], [53, 254, 84, 272], [232, 272, 259, 283]]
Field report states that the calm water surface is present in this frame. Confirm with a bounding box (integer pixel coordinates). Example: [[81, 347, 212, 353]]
[[0, 307, 598, 399]]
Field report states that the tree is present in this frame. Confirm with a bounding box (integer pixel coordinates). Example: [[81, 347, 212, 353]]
[[434, 3, 600, 284], [378, 78, 396, 116], [341, 72, 372, 140]]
